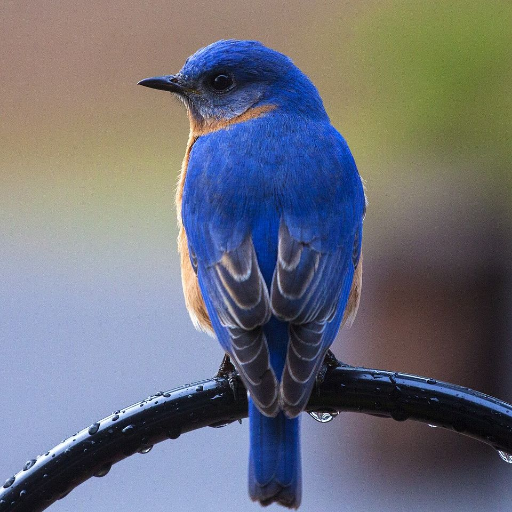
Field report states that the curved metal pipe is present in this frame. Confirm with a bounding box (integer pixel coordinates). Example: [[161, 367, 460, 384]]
[[1, 365, 511, 511]]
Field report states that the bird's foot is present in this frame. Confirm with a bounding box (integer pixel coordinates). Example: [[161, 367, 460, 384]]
[[215, 353, 236, 378], [215, 354, 239, 402], [315, 350, 347, 386]]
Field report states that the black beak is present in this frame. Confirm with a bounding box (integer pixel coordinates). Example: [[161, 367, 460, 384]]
[[137, 75, 186, 93]]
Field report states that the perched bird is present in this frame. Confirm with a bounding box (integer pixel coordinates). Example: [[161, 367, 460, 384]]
[[139, 40, 365, 509]]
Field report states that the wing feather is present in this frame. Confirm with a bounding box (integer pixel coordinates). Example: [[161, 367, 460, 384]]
[[271, 221, 358, 417], [198, 236, 279, 417]]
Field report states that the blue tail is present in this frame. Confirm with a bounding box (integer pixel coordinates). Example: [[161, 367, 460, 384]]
[[248, 399, 301, 509]]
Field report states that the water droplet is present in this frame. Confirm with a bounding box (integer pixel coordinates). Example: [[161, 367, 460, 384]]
[[3, 476, 15, 489], [426, 378, 437, 385], [138, 445, 153, 454], [94, 464, 112, 477], [428, 424, 438, 428], [498, 450, 512, 463], [23, 459, 36, 471], [390, 409, 408, 422], [196, 385, 204, 392], [167, 427, 181, 440], [309, 411, 338, 423], [163, 392, 171, 398], [88, 422, 100, 435], [111, 414, 119, 422], [121, 425, 135, 435], [19, 490, 27, 498]]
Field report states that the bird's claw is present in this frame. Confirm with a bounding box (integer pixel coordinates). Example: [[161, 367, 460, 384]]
[[215, 354, 239, 402], [215, 353, 236, 377], [315, 350, 344, 387]]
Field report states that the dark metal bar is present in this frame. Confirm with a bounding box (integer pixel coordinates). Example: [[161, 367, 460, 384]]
[[1, 365, 511, 511]]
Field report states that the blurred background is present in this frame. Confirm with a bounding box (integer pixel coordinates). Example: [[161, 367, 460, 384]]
[[1, 0, 511, 510]]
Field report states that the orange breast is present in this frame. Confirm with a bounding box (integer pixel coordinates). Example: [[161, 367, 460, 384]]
[[176, 131, 213, 335], [342, 252, 363, 328]]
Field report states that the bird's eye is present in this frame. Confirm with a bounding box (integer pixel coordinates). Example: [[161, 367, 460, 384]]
[[209, 73, 234, 92]]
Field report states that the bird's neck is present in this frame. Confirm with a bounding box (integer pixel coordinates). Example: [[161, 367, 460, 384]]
[[187, 103, 277, 138]]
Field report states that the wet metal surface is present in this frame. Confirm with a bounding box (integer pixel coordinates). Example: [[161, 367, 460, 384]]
[[1, 366, 511, 511]]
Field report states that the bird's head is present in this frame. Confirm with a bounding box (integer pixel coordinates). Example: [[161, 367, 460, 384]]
[[139, 40, 327, 133]]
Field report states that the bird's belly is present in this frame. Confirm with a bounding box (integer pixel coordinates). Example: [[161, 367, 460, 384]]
[[178, 226, 214, 335]]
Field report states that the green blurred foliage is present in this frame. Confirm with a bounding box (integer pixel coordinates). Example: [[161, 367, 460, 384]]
[[330, 1, 511, 181]]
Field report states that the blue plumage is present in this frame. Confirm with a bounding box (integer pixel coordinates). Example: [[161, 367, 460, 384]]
[[139, 39, 366, 509]]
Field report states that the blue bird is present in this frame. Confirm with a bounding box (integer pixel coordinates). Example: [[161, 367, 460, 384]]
[[139, 40, 366, 509]]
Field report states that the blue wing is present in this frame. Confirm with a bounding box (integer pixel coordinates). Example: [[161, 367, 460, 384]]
[[195, 236, 280, 416], [270, 127, 364, 417], [182, 113, 365, 418]]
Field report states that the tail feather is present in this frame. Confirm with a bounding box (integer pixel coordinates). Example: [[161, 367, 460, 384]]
[[248, 399, 301, 509]]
